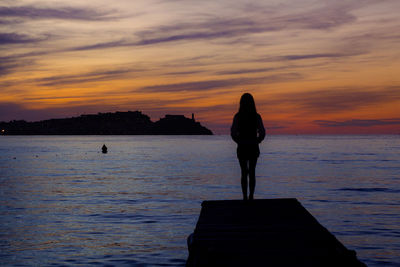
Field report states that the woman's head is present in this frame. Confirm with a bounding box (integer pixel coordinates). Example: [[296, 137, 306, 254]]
[[239, 93, 257, 114]]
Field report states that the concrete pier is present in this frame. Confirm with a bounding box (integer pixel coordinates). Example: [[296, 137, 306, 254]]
[[187, 198, 365, 266]]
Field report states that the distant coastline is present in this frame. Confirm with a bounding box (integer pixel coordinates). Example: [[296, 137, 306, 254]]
[[0, 111, 213, 135]]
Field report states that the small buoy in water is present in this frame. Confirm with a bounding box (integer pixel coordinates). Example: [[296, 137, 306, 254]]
[[102, 144, 108, 154]]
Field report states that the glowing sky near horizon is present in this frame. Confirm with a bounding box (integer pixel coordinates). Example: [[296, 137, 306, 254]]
[[1, 0, 400, 134]]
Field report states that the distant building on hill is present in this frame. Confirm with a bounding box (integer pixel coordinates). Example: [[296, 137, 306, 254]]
[[153, 114, 212, 135]]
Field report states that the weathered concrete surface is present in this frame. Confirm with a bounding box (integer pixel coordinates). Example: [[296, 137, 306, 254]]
[[187, 199, 366, 267]]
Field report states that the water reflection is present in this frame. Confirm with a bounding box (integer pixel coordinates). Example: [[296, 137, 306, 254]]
[[0, 135, 399, 266]]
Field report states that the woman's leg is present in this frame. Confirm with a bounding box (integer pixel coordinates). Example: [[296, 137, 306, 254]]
[[248, 158, 258, 200], [239, 158, 249, 200]]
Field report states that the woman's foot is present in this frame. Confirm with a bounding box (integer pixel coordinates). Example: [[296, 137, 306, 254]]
[[243, 195, 248, 201], [249, 195, 254, 201]]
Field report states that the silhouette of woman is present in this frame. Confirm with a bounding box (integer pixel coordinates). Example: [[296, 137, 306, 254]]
[[231, 93, 265, 200]]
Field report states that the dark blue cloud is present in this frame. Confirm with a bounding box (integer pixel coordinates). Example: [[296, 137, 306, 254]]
[[0, 50, 55, 76], [0, 5, 116, 21], [0, 54, 36, 77], [255, 50, 366, 63], [69, 4, 358, 52], [0, 61, 19, 76], [164, 70, 205, 76], [132, 9, 353, 47], [71, 27, 260, 51], [133, 17, 273, 46], [270, 87, 400, 113], [140, 73, 301, 92], [282, 5, 356, 30], [283, 53, 347, 60], [314, 119, 400, 127], [143, 79, 236, 92], [217, 67, 281, 75], [71, 40, 128, 51], [36, 69, 133, 87], [0, 18, 22, 25], [135, 31, 233, 45], [0, 32, 46, 45]]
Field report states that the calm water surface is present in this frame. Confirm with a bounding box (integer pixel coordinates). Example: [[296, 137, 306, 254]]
[[0, 135, 399, 266]]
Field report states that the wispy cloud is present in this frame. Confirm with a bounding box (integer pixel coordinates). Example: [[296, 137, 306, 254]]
[[0, 32, 46, 45], [0, 50, 57, 77], [132, 18, 271, 46], [277, 2, 357, 30], [163, 70, 206, 76], [255, 50, 366, 64], [270, 86, 400, 113], [283, 53, 354, 61], [135, 2, 358, 42], [70, 2, 360, 51], [0, 5, 117, 21], [216, 67, 279, 75], [0, 61, 20, 76], [0, 54, 36, 77], [1, 0, 399, 133], [71, 40, 128, 51], [216, 63, 330, 76], [36, 68, 134, 87], [314, 119, 400, 127], [140, 73, 301, 92]]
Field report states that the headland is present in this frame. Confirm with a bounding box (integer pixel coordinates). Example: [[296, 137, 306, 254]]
[[0, 111, 213, 135]]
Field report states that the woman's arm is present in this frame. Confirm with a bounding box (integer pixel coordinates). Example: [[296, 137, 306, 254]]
[[230, 114, 240, 144], [257, 114, 266, 143]]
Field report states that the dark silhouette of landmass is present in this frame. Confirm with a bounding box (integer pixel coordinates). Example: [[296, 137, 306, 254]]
[[0, 111, 213, 135]]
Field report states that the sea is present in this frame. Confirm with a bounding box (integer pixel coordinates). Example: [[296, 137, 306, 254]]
[[0, 135, 399, 266]]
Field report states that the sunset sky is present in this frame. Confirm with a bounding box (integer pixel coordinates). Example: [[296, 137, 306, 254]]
[[1, 0, 400, 134]]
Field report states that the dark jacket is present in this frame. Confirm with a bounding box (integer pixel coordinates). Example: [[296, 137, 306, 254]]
[[231, 112, 265, 145]]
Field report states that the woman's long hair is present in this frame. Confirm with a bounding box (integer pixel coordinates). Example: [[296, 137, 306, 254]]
[[237, 93, 258, 134], [239, 93, 257, 114]]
